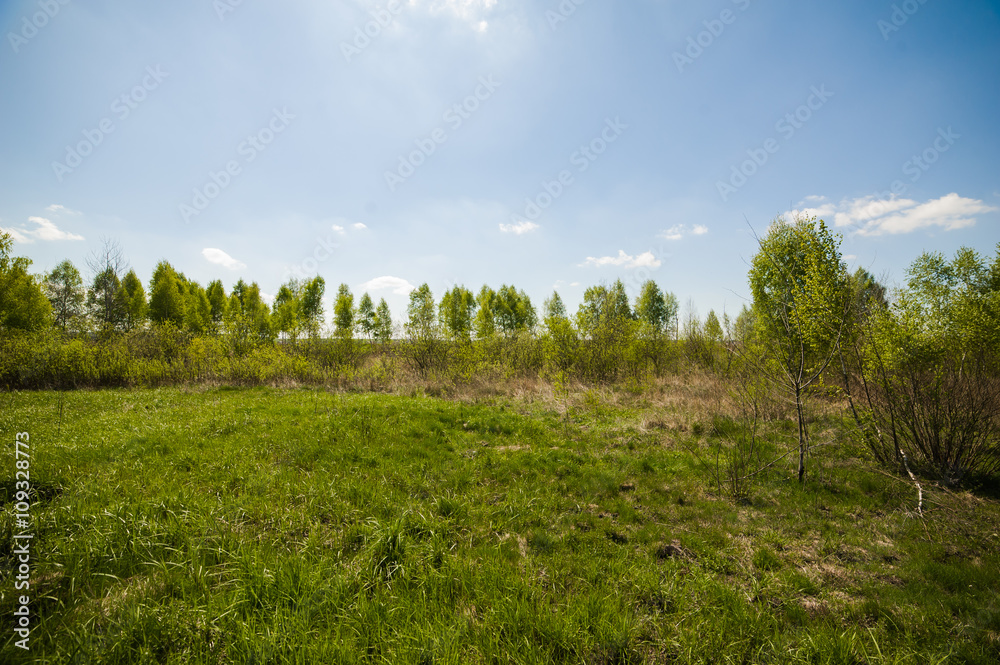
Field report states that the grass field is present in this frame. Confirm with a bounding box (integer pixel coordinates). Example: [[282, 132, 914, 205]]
[[2, 383, 999, 663]]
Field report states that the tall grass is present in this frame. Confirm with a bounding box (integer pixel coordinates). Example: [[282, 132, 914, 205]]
[[0, 328, 692, 392], [2, 386, 999, 662]]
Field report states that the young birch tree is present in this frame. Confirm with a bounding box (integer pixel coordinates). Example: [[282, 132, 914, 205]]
[[747, 215, 850, 483]]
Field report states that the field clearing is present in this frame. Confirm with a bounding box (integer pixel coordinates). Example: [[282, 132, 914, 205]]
[[2, 384, 999, 663]]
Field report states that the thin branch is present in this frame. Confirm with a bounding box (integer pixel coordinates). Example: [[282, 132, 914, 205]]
[[899, 448, 924, 517]]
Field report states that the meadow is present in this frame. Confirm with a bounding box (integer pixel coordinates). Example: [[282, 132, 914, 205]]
[[2, 379, 999, 663]]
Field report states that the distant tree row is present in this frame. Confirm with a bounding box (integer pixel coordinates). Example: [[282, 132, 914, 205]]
[[3, 232, 703, 348], [341, 278, 685, 343]]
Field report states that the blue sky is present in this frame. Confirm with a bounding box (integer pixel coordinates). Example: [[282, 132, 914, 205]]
[[2, 0, 998, 326]]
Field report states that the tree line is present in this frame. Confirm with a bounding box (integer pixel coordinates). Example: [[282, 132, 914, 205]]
[[2, 222, 998, 486], [0, 233, 697, 348]]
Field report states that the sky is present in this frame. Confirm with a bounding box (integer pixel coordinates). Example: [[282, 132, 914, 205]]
[[2, 0, 999, 326]]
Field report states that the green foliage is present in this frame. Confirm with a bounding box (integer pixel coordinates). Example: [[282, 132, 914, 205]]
[[634, 280, 678, 338], [148, 261, 187, 327], [0, 233, 51, 332], [494, 284, 537, 337], [473, 285, 497, 339], [87, 267, 128, 334], [748, 215, 850, 482], [273, 282, 301, 341], [897, 245, 1000, 352], [357, 292, 376, 341], [704, 310, 723, 343], [730, 305, 755, 343], [299, 276, 326, 339], [1, 230, 995, 498], [225, 279, 273, 354], [405, 284, 445, 375], [270, 276, 325, 342], [300, 275, 326, 338], [184, 281, 213, 335], [574, 280, 641, 382], [206, 279, 228, 331], [749, 216, 850, 363], [374, 298, 393, 344], [577, 279, 633, 337], [853, 245, 1000, 483], [122, 269, 148, 332], [405, 283, 437, 340], [44, 259, 86, 333], [543, 290, 567, 324], [541, 315, 579, 376], [266, 276, 327, 344], [438, 285, 476, 340], [540, 291, 579, 376], [333, 283, 355, 340], [694, 309, 724, 370], [848, 267, 887, 320]]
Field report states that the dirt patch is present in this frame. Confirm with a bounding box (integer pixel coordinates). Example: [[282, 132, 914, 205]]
[[493, 445, 528, 453], [606, 530, 628, 545], [655, 540, 692, 560]]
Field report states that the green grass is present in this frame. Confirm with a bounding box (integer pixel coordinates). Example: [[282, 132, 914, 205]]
[[2, 387, 999, 663]]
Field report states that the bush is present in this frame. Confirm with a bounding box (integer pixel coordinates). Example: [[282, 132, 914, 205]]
[[855, 321, 1000, 484], [850, 247, 1000, 484]]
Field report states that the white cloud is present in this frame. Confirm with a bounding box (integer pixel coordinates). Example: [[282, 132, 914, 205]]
[[787, 193, 998, 236], [45, 204, 81, 215], [499, 220, 539, 235], [360, 275, 415, 295], [353, 0, 497, 32], [580, 250, 661, 269], [329, 217, 368, 235], [1, 226, 29, 243], [202, 248, 247, 271], [659, 223, 708, 241], [350, 0, 498, 33], [0, 216, 84, 243], [409, 0, 497, 22]]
